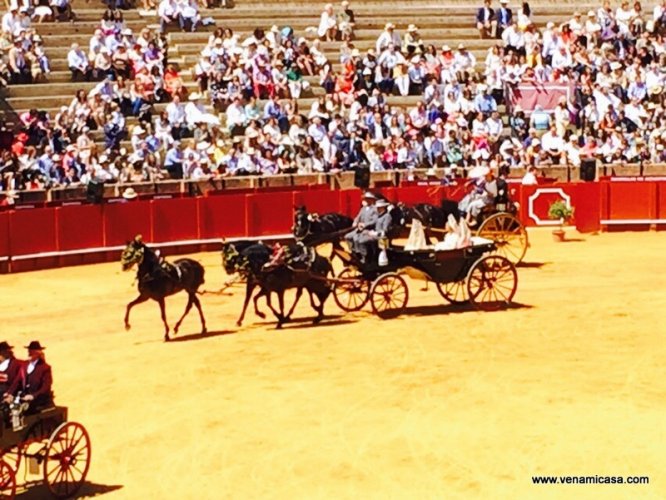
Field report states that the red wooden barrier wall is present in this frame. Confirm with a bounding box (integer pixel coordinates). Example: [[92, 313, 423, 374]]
[[2, 182, 666, 273]]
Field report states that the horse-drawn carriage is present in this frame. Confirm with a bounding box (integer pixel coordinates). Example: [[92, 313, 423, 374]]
[[472, 200, 528, 264], [331, 239, 518, 317], [0, 406, 91, 499]]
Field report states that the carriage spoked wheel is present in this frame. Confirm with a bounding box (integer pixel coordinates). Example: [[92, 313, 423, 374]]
[[477, 213, 529, 264], [466, 255, 517, 311], [0, 445, 21, 478], [332, 267, 370, 312], [370, 273, 409, 318], [44, 422, 91, 499], [436, 280, 469, 304], [0, 459, 16, 499]]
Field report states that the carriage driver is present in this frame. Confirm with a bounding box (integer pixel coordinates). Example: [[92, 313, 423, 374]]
[[457, 167, 498, 226], [3, 341, 54, 414], [346, 199, 392, 263], [0, 342, 22, 397], [345, 191, 378, 259]]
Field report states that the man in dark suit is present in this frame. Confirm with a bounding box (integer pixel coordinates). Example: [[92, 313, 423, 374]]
[[4, 341, 54, 414], [0, 342, 23, 398], [496, 0, 513, 38], [476, 0, 497, 38]]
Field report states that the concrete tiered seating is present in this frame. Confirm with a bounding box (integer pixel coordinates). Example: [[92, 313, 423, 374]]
[[1, 1, 659, 148]]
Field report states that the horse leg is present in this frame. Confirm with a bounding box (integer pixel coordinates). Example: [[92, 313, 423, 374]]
[[192, 294, 207, 334], [264, 291, 284, 329], [307, 291, 323, 324], [285, 287, 304, 321], [174, 294, 194, 335], [124, 294, 148, 331], [158, 298, 170, 342], [236, 281, 255, 327], [252, 288, 266, 319]]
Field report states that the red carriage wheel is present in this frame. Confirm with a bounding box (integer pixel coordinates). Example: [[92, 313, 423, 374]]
[[44, 422, 91, 499], [370, 273, 409, 318], [0, 459, 16, 500], [477, 213, 528, 264], [466, 255, 517, 311], [333, 267, 370, 312], [436, 280, 468, 304], [0, 446, 20, 478]]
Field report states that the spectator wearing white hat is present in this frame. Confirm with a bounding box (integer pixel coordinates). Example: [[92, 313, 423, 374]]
[[496, 0, 513, 37], [453, 43, 476, 82], [317, 3, 338, 41], [376, 23, 401, 54], [403, 24, 424, 55], [338, 1, 355, 41]]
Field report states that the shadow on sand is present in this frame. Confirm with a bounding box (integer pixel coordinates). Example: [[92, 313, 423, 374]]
[[397, 301, 533, 318], [516, 261, 548, 269], [17, 482, 123, 499], [168, 329, 237, 342]]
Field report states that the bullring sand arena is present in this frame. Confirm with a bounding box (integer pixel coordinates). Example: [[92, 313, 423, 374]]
[[2, 229, 666, 499]]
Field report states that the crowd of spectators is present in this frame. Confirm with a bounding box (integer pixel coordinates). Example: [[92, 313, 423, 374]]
[[1, 0, 666, 193]]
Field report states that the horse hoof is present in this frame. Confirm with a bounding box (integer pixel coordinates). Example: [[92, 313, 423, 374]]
[[256, 312, 266, 319], [124, 323, 131, 331], [236, 321, 242, 327], [201, 328, 207, 335], [164, 336, 170, 342]]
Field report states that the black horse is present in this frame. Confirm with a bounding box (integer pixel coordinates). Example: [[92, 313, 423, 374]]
[[222, 240, 272, 325], [223, 240, 332, 328], [122, 236, 207, 341], [292, 206, 353, 259]]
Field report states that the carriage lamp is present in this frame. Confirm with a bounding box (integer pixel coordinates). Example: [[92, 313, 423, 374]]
[[378, 236, 389, 267], [9, 396, 28, 432]]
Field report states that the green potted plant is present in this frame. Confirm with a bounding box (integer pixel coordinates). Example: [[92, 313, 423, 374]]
[[548, 200, 574, 242]]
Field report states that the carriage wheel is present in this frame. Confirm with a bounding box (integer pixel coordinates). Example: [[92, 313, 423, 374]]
[[370, 273, 409, 318], [467, 255, 517, 311], [436, 280, 468, 304], [0, 445, 21, 478], [44, 422, 91, 499], [333, 267, 370, 312], [477, 213, 528, 264], [0, 459, 16, 500]]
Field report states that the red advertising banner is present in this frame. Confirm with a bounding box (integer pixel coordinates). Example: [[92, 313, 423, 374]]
[[508, 83, 574, 113]]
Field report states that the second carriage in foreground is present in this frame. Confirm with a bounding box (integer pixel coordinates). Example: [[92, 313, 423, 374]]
[[331, 239, 518, 317], [0, 406, 91, 499]]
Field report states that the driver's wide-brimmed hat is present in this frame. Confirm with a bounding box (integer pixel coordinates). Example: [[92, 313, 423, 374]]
[[362, 192, 377, 199], [25, 341, 45, 351], [375, 199, 390, 208]]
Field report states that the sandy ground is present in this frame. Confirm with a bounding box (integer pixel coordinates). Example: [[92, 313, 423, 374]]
[[1, 229, 666, 500]]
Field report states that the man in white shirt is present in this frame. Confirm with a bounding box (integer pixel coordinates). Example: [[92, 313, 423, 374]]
[[564, 135, 582, 167], [1, 7, 19, 36], [454, 44, 476, 82], [67, 43, 91, 81], [501, 21, 524, 53], [541, 126, 565, 164], [375, 23, 401, 54], [225, 95, 247, 135], [158, 0, 179, 32], [89, 29, 105, 62]]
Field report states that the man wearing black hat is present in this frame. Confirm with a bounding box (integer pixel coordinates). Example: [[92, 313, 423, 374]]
[[4, 341, 53, 414], [0, 342, 22, 397]]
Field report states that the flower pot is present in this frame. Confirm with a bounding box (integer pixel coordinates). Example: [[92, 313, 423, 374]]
[[552, 229, 566, 242]]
